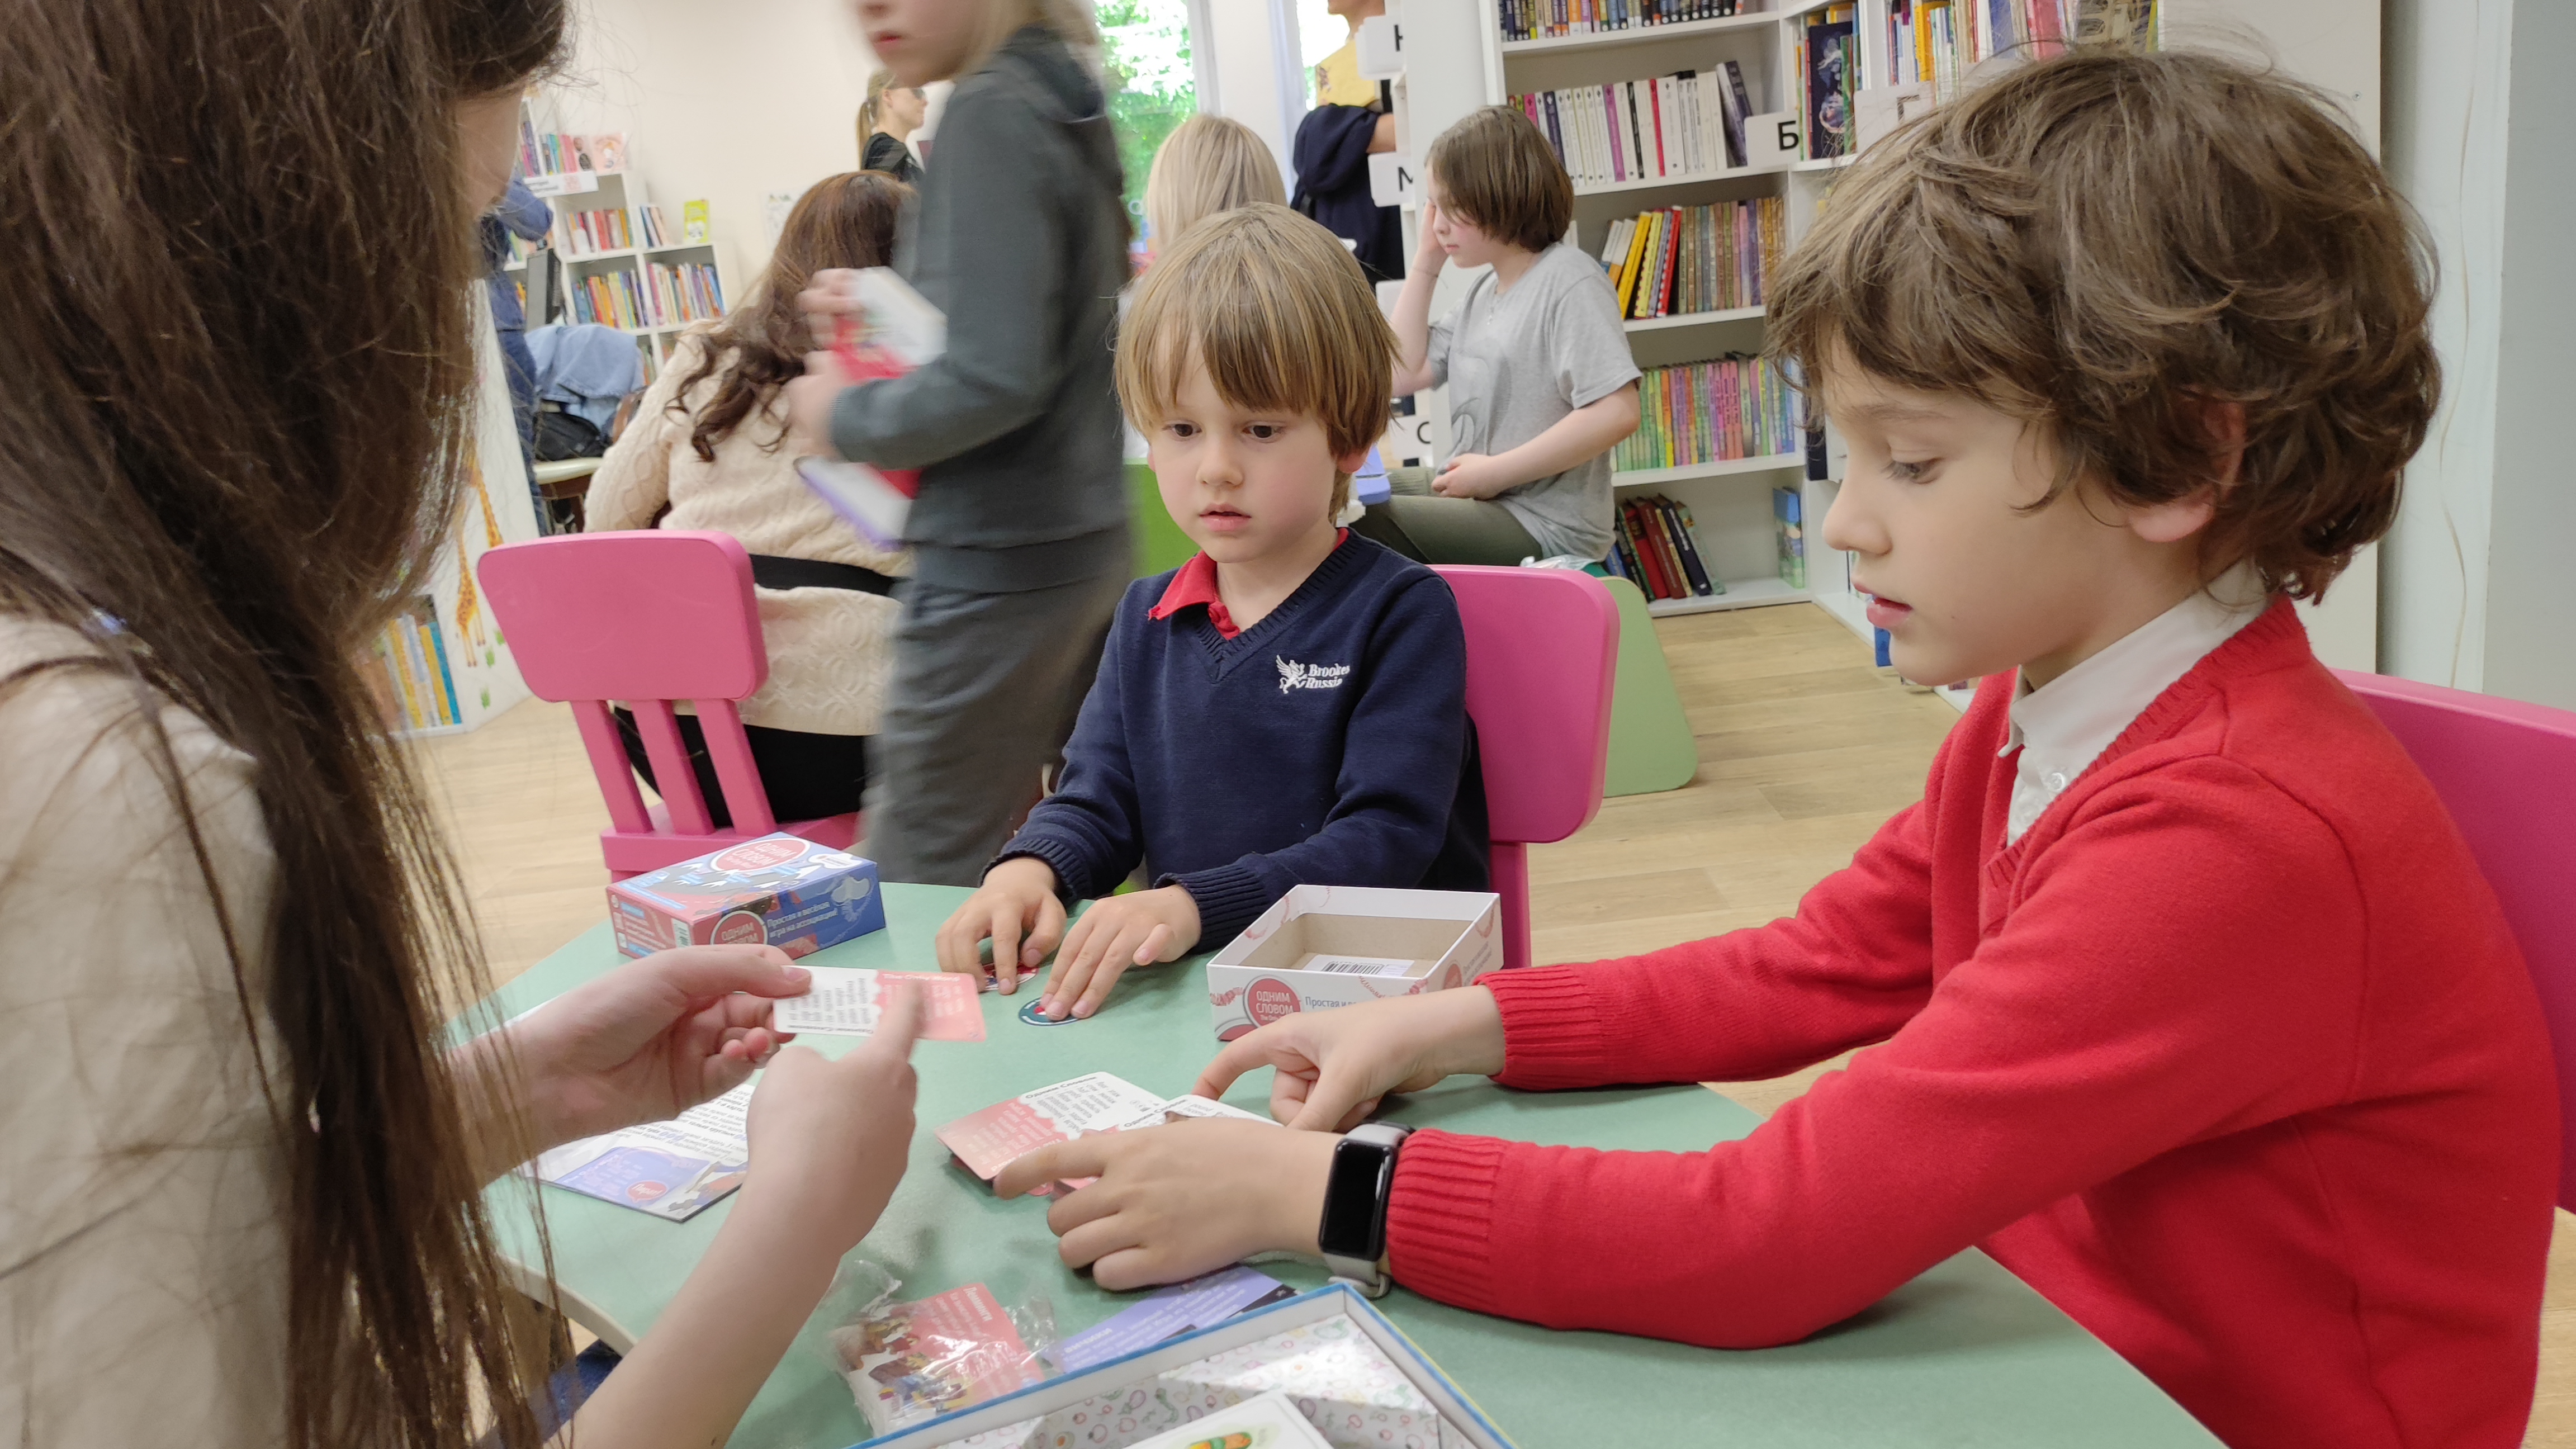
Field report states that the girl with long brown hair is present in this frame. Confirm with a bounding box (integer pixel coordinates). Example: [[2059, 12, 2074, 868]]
[[590, 171, 912, 830], [0, 2, 920, 1445]]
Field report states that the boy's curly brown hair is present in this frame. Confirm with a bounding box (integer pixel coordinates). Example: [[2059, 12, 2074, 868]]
[[1768, 50, 2438, 600]]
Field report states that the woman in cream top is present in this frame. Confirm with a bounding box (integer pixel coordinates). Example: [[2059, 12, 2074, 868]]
[[2, 8, 923, 1443], [588, 171, 912, 827]]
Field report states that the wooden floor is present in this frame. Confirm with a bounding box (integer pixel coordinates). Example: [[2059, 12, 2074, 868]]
[[413, 601, 2576, 1445]]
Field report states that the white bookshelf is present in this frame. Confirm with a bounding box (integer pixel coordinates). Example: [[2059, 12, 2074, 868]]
[[506, 105, 733, 384], [1479, 1, 1838, 615]]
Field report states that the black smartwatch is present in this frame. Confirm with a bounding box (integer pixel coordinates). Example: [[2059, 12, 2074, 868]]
[[1318, 1122, 1412, 1297]]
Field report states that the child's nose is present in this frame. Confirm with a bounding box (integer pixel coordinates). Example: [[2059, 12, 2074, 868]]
[[1821, 479, 1884, 557]]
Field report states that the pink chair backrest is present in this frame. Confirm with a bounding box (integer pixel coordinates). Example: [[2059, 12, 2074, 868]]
[[2334, 669, 2576, 1209], [1434, 566, 1620, 970], [479, 531, 778, 840]]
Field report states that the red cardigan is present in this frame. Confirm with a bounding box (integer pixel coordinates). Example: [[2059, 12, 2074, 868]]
[[1386, 599, 2559, 1447]]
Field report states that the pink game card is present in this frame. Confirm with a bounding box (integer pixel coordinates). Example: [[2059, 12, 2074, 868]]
[[770, 968, 985, 1042]]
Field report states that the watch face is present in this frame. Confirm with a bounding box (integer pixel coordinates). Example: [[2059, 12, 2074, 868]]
[[1319, 1139, 1394, 1259]]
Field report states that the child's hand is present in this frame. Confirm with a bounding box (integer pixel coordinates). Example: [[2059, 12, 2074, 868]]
[[1040, 884, 1201, 1020], [934, 856, 1067, 994], [1414, 202, 1448, 272], [737, 984, 921, 1259], [993, 1118, 1337, 1291], [496, 944, 810, 1148], [1431, 452, 1513, 499], [1194, 986, 1506, 1131]]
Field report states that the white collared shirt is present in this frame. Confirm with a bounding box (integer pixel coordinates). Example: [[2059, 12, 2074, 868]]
[[2002, 564, 2268, 844]]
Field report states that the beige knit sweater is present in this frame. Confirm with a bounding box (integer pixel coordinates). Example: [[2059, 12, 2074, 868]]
[[586, 328, 909, 736]]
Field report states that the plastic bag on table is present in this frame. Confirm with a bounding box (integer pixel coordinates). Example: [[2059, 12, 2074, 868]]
[[829, 1264, 1059, 1438]]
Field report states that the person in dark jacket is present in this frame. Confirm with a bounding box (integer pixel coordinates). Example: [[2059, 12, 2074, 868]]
[[857, 68, 924, 184], [482, 177, 553, 461], [1291, 0, 1403, 283], [788, 0, 1132, 887]]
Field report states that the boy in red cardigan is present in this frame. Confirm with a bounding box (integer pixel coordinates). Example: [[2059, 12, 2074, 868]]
[[993, 52, 2560, 1448]]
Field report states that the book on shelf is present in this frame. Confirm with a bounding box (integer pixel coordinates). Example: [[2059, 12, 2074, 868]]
[[559, 206, 636, 256], [1500, 0, 1753, 43], [1773, 485, 1807, 589], [1888, 2, 2090, 104], [1803, 8, 1858, 160], [569, 269, 652, 331], [517, 121, 628, 179], [1598, 195, 1782, 319], [1611, 495, 1724, 603], [682, 200, 710, 245], [1614, 356, 1798, 472], [1513, 61, 1751, 188], [645, 261, 728, 329], [368, 595, 461, 732]]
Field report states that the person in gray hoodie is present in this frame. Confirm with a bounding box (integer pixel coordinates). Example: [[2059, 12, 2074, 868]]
[[790, 0, 1132, 887]]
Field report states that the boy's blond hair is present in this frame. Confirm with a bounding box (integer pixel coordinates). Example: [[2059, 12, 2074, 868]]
[[1769, 50, 2438, 601], [1424, 105, 1572, 253], [1145, 115, 1288, 252], [1117, 203, 1395, 517]]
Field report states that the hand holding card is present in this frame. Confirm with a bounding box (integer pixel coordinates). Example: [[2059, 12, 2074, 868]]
[[768, 967, 985, 1041]]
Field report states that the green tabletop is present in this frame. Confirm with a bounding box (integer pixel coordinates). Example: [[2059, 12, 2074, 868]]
[[480, 886, 2216, 1448]]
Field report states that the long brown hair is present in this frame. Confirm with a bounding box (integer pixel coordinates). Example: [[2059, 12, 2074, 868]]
[[0, 2, 565, 1446], [675, 170, 910, 461]]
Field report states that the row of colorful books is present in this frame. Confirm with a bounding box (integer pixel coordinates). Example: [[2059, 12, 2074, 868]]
[[570, 270, 652, 332], [1608, 495, 1722, 602], [1597, 196, 1783, 320], [1614, 357, 1800, 473], [1892, 1, 2085, 98], [647, 262, 727, 328], [366, 598, 461, 732], [1512, 63, 1754, 189], [560, 206, 634, 255], [1499, 0, 1755, 42], [518, 122, 627, 179]]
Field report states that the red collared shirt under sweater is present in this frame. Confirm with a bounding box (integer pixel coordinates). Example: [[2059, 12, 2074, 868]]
[[1385, 597, 2559, 1447]]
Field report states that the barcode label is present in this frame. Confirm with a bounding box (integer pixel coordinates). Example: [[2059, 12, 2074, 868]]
[[1309, 955, 1418, 977]]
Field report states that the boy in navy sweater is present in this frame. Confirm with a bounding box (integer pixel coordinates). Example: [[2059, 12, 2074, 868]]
[[934, 203, 1488, 1019]]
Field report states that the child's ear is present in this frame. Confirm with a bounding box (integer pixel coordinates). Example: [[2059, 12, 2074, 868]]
[[2127, 397, 2242, 544], [1333, 446, 1371, 476]]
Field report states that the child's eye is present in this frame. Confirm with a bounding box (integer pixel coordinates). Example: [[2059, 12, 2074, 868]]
[[1246, 423, 1286, 441], [1165, 422, 1199, 441], [1886, 458, 1933, 483]]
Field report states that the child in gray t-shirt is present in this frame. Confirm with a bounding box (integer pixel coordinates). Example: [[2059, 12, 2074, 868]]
[[1361, 106, 1640, 566]]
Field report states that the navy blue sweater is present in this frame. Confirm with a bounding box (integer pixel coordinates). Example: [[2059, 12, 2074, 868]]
[[997, 534, 1489, 946]]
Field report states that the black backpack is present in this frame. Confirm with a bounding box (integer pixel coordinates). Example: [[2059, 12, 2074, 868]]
[[533, 402, 606, 462]]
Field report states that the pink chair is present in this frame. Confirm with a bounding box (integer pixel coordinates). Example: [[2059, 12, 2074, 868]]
[[1435, 566, 1621, 971], [2334, 669, 2576, 1208], [479, 531, 859, 880]]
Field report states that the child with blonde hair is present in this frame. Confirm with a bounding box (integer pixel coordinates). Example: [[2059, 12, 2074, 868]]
[[998, 54, 2556, 1448], [1143, 115, 1286, 258], [935, 203, 1487, 1020]]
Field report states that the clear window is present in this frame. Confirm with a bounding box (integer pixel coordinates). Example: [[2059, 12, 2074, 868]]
[[1097, 0, 1199, 235]]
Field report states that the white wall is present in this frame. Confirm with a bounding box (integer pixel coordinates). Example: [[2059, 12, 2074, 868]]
[[545, 0, 881, 291]]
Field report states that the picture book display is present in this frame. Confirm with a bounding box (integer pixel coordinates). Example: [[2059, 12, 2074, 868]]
[[607, 832, 887, 958], [1802, 8, 1858, 160], [770, 966, 986, 1041], [528, 1081, 752, 1220]]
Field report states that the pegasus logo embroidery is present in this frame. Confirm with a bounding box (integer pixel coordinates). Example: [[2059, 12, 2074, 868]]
[[1276, 656, 1351, 693]]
